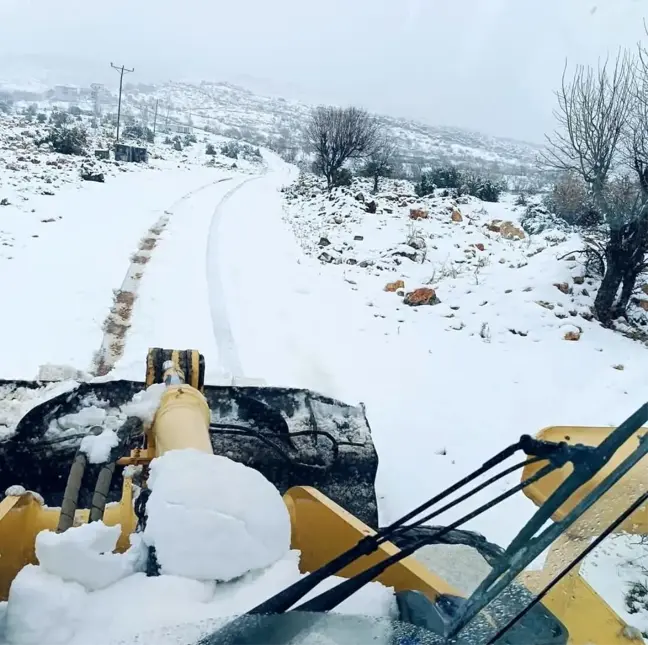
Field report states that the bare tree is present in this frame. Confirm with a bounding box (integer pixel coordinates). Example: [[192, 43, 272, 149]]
[[304, 106, 379, 189], [362, 137, 397, 192], [543, 50, 640, 324]]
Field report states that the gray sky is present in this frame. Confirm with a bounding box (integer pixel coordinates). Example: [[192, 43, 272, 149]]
[[0, 0, 646, 142]]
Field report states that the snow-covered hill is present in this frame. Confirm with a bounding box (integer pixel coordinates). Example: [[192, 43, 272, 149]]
[[123, 81, 545, 181], [1, 76, 546, 185]]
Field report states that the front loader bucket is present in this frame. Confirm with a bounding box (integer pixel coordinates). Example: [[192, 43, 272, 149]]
[[0, 379, 379, 528]]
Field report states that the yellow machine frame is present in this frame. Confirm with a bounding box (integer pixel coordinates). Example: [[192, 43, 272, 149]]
[[0, 351, 644, 645]]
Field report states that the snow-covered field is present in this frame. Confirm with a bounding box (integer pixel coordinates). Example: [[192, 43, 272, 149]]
[[1, 123, 648, 642]]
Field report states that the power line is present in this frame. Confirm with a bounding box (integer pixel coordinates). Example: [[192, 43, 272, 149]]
[[110, 62, 134, 144]]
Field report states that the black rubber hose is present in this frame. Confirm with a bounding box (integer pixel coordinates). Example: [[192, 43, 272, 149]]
[[56, 450, 88, 533], [89, 417, 144, 522], [89, 462, 116, 522]]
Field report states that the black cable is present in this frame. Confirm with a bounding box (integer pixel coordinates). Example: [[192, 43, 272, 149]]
[[292, 462, 555, 613], [211, 427, 295, 466], [484, 489, 648, 645], [209, 424, 342, 470]]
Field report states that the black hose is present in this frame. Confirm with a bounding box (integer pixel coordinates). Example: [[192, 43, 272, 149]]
[[209, 424, 342, 470], [89, 462, 116, 522], [57, 450, 88, 533]]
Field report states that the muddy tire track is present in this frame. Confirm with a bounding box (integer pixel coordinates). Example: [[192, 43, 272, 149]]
[[90, 178, 232, 377]]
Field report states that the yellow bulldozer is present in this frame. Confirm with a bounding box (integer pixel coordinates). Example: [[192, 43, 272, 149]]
[[0, 347, 647, 644]]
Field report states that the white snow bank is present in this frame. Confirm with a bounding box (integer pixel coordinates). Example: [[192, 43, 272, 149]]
[[5, 565, 87, 645], [121, 383, 166, 425], [36, 364, 89, 382], [79, 429, 119, 463], [35, 522, 144, 591], [2, 439, 394, 644], [0, 381, 78, 440], [143, 449, 291, 581], [8, 550, 395, 645]]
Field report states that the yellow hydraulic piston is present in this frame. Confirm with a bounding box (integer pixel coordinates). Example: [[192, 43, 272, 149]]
[[152, 359, 213, 457]]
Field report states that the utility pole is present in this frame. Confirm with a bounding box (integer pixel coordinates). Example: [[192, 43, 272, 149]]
[[110, 62, 134, 144], [152, 99, 159, 139], [90, 83, 102, 129]]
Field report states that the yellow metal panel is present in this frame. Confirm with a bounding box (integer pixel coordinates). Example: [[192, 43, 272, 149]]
[[283, 485, 460, 599], [522, 426, 648, 537], [521, 569, 634, 645]]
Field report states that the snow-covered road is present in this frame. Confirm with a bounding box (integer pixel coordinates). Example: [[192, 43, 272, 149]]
[[0, 167, 234, 380]]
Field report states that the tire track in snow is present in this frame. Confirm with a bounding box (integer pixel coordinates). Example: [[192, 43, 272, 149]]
[[206, 175, 265, 379], [90, 177, 233, 377]]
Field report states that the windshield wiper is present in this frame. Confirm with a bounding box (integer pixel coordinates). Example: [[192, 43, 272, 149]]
[[247, 441, 536, 615], [199, 438, 567, 644]]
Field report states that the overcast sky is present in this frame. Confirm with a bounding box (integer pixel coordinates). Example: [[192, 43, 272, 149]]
[[0, 0, 646, 142]]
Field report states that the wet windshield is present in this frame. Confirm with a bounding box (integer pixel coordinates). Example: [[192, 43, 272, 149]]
[[109, 613, 441, 645]]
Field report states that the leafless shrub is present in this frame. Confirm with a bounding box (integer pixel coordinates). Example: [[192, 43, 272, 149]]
[[543, 48, 648, 324], [304, 106, 379, 190]]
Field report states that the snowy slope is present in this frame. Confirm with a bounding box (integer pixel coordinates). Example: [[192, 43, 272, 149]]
[[2, 75, 547, 182], [277, 174, 648, 633], [121, 81, 544, 181]]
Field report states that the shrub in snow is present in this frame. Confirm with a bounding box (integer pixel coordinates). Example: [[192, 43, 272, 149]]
[[415, 166, 504, 202], [142, 449, 291, 582], [514, 192, 528, 206], [122, 123, 154, 143], [220, 141, 261, 162], [36, 113, 46, 124], [49, 109, 69, 127], [221, 141, 239, 159], [520, 203, 572, 235], [462, 173, 505, 202], [415, 166, 463, 195], [360, 137, 396, 192], [39, 124, 89, 156], [205, 142, 216, 155], [543, 172, 599, 228], [332, 167, 353, 188]]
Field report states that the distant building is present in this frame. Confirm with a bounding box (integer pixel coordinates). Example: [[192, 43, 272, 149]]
[[48, 85, 80, 102]]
